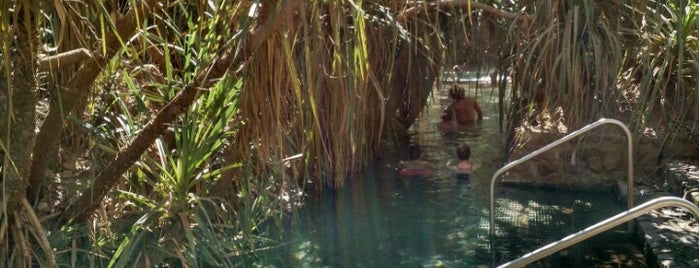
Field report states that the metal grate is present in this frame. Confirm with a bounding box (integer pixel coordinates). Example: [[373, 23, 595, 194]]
[[475, 188, 625, 265]]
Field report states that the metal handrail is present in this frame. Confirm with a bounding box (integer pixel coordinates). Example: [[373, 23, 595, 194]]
[[498, 196, 699, 267], [489, 118, 634, 257]]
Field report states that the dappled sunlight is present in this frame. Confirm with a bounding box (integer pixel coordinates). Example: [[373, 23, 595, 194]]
[[292, 240, 323, 265]]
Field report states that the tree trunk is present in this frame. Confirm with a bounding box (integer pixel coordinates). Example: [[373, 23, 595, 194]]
[[6, 1, 39, 213], [390, 39, 440, 130], [27, 0, 159, 202], [1, 2, 56, 266], [61, 0, 305, 224]]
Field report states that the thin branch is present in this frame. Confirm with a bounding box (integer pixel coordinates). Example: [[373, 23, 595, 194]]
[[21, 197, 56, 267], [61, 0, 305, 224], [27, 0, 160, 201], [37, 48, 92, 72], [404, 1, 529, 21]]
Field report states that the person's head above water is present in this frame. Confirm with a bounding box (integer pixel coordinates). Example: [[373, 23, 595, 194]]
[[457, 144, 471, 160], [441, 108, 453, 121], [449, 85, 466, 99], [408, 145, 423, 160]]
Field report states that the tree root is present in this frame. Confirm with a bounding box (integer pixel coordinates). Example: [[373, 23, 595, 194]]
[[0, 198, 57, 267]]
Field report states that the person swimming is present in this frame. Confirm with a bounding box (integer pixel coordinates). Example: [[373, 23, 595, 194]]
[[398, 145, 433, 177], [437, 108, 457, 133], [446, 144, 479, 175]]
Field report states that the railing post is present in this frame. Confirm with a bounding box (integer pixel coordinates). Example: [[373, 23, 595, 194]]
[[497, 196, 699, 267], [489, 118, 634, 263]]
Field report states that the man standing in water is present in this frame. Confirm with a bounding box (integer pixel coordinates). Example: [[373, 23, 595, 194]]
[[448, 86, 483, 124]]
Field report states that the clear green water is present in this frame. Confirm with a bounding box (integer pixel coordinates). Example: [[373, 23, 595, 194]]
[[259, 80, 625, 267]]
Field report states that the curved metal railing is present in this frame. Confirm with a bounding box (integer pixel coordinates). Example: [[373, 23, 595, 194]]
[[489, 118, 634, 263], [497, 196, 699, 267]]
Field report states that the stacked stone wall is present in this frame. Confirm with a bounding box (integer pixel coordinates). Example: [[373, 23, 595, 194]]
[[501, 128, 664, 192]]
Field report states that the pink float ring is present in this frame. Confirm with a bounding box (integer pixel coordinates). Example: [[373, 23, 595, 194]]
[[398, 168, 432, 177]]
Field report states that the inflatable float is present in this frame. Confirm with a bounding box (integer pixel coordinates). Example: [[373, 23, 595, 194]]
[[398, 168, 433, 177]]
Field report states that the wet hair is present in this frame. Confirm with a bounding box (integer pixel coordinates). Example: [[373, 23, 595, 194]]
[[457, 144, 471, 160], [448, 86, 458, 99], [408, 145, 422, 160], [449, 86, 466, 99]]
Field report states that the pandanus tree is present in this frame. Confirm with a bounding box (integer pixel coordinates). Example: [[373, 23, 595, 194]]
[[0, 0, 443, 265], [518, 0, 696, 177], [504, 0, 697, 154], [620, 0, 699, 157], [2, 0, 55, 265]]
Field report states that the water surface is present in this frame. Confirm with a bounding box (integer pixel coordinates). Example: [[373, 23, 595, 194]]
[[264, 80, 624, 267]]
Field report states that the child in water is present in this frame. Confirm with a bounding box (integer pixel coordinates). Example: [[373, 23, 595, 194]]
[[399, 145, 433, 176], [437, 108, 457, 133], [446, 144, 479, 174]]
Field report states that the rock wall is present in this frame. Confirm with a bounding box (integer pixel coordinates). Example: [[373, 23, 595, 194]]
[[501, 128, 664, 192]]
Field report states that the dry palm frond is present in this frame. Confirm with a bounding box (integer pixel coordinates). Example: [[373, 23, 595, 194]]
[[509, 1, 626, 132]]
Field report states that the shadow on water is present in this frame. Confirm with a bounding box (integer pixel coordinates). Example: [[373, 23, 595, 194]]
[[258, 79, 626, 267]]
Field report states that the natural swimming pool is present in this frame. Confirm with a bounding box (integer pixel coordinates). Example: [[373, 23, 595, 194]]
[[258, 80, 627, 267]]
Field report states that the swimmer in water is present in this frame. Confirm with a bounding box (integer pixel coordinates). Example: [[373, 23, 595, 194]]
[[446, 144, 479, 174], [437, 108, 457, 133], [448, 86, 483, 124], [399, 145, 433, 176]]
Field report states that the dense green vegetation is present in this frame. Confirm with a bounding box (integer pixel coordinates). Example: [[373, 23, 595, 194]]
[[0, 0, 696, 266]]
